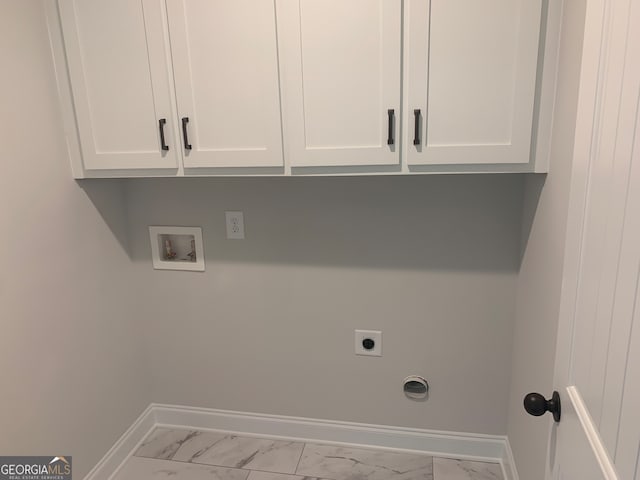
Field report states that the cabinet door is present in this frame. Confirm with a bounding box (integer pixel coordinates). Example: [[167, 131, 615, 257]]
[[58, 0, 179, 171], [166, 0, 283, 169], [405, 0, 542, 165], [278, 0, 402, 168]]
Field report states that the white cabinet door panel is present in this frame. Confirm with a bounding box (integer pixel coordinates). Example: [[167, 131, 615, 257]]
[[167, 0, 283, 168], [58, 0, 179, 170], [405, 0, 541, 165], [279, 0, 401, 167]]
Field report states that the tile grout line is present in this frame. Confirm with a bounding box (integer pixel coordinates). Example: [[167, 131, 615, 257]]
[[432, 455, 435, 480], [292, 442, 306, 476], [136, 453, 309, 478]]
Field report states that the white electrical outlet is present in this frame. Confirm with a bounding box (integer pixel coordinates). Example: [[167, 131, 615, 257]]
[[355, 330, 382, 356], [225, 211, 245, 239]]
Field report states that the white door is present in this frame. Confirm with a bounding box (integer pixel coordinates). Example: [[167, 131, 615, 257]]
[[404, 0, 541, 166], [278, 0, 401, 168], [166, 0, 284, 169], [546, 0, 640, 478], [58, 0, 179, 171]]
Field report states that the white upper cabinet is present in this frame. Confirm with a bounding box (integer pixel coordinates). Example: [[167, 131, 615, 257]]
[[278, 0, 402, 168], [166, 0, 284, 169], [51, 0, 550, 176], [58, 0, 179, 171], [404, 0, 542, 166]]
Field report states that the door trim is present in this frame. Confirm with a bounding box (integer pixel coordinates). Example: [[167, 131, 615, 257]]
[[566, 387, 618, 479]]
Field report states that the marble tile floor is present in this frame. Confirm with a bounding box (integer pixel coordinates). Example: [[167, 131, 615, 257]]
[[114, 428, 504, 480]]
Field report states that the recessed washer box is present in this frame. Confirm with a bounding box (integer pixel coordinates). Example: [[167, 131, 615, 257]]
[[149, 226, 205, 271]]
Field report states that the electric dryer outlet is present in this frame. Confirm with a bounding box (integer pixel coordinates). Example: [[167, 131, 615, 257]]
[[355, 330, 382, 356]]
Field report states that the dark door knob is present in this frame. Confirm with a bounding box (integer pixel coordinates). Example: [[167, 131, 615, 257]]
[[523, 391, 561, 422]]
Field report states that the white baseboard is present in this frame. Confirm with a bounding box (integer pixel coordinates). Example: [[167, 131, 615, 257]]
[[83, 404, 156, 480], [85, 403, 517, 480], [501, 438, 520, 480]]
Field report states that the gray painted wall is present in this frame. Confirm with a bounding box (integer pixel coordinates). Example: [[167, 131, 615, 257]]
[[506, 1, 587, 478], [0, 3, 151, 477], [126, 175, 524, 434]]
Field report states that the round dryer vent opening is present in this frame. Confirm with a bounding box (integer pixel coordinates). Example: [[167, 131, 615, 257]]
[[403, 375, 429, 400]]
